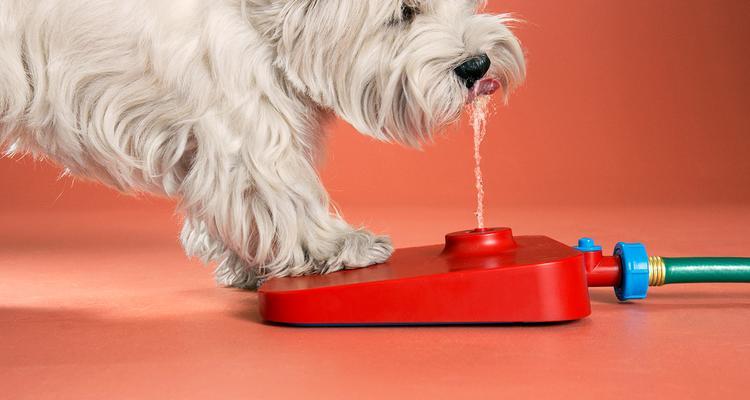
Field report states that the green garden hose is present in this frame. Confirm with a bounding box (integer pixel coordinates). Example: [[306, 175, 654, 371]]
[[648, 256, 750, 286]]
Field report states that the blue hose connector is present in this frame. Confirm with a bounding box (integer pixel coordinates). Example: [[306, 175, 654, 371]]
[[613, 242, 649, 301]]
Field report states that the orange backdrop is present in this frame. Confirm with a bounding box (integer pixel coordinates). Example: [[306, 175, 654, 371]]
[[2, 0, 749, 213], [3, 3, 750, 397]]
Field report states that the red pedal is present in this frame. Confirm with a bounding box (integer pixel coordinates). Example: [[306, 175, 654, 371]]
[[259, 228, 591, 325]]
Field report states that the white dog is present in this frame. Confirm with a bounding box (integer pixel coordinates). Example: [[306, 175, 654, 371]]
[[0, 0, 524, 288]]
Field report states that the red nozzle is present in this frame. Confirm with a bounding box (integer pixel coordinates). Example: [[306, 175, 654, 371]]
[[582, 250, 621, 287]]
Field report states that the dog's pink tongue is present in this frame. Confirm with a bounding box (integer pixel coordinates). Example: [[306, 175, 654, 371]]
[[467, 78, 501, 103], [474, 78, 501, 96]]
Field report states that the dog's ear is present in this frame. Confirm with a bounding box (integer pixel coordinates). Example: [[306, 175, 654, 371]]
[[241, 1, 284, 45], [242, 0, 314, 46]]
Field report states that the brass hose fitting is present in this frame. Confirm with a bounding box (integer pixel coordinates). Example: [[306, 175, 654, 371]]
[[648, 256, 666, 286]]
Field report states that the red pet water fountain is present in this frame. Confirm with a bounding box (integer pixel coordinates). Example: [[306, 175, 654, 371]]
[[258, 227, 750, 326]]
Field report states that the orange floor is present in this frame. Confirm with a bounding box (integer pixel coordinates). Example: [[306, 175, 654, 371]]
[[2, 205, 750, 399]]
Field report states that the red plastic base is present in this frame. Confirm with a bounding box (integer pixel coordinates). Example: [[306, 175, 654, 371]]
[[259, 228, 592, 325]]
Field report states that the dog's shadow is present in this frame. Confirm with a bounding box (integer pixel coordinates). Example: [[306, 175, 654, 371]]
[[226, 289, 265, 324], [0, 305, 225, 365]]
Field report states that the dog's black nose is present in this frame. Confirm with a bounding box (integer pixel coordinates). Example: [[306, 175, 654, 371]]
[[454, 54, 491, 89]]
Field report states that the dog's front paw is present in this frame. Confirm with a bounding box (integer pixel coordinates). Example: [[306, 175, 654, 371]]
[[324, 230, 393, 273]]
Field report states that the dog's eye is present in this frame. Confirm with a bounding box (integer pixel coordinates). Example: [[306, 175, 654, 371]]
[[387, 3, 420, 27], [401, 4, 418, 23]]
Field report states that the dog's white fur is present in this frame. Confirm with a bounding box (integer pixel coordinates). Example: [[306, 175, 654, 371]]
[[0, 0, 524, 288]]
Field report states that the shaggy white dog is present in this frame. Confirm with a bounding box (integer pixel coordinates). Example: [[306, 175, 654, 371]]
[[0, 0, 524, 288]]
